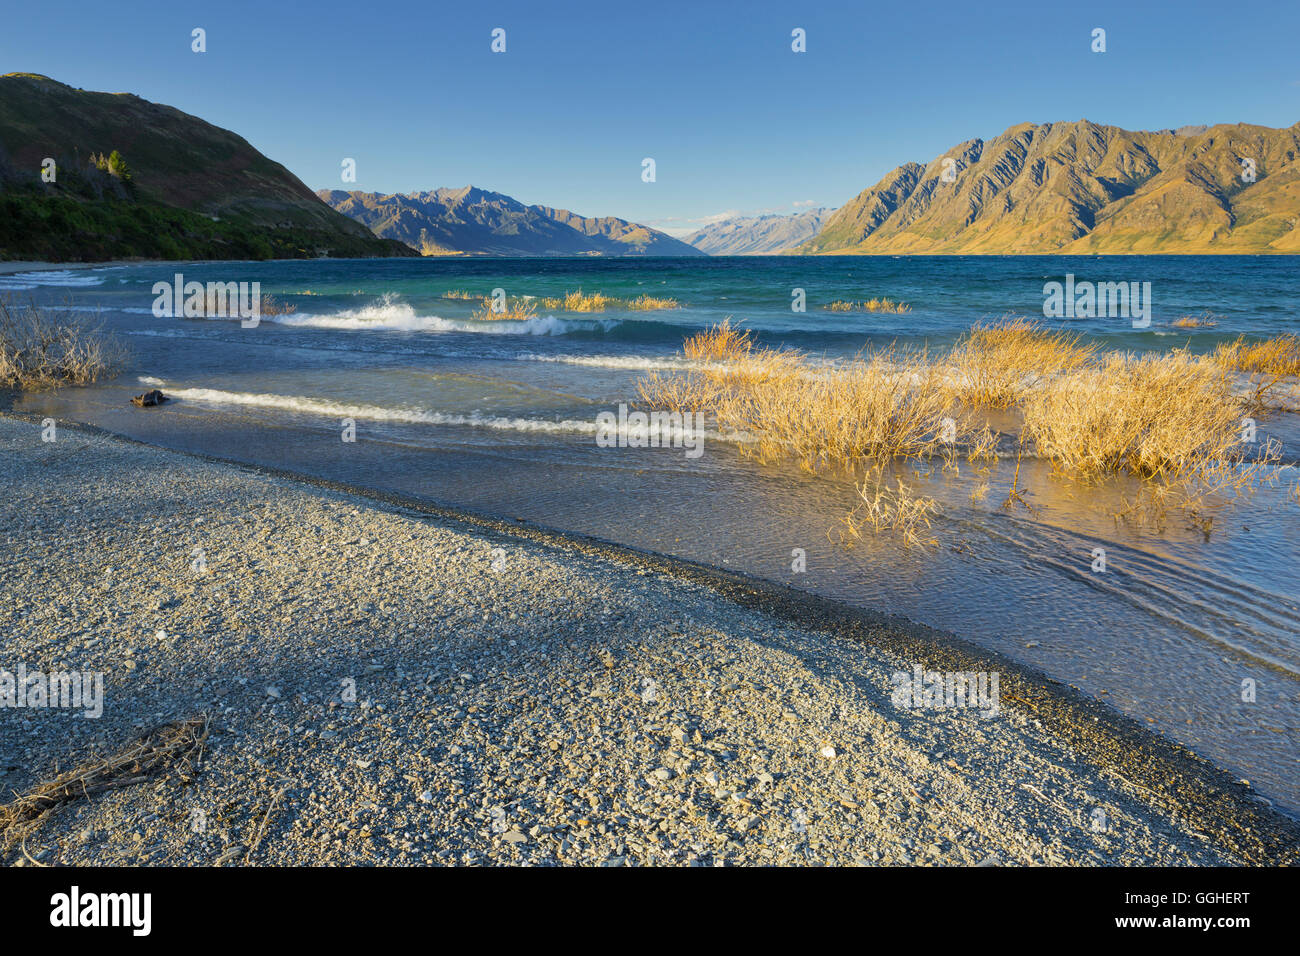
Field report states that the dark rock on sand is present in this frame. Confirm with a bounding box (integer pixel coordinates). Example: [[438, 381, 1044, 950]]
[[130, 389, 168, 407]]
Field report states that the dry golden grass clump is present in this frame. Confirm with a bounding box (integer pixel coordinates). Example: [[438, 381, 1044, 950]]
[[539, 290, 612, 312], [473, 295, 538, 321], [864, 297, 911, 314], [533, 291, 682, 312], [823, 298, 911, 314], [842, 473, 942, 549], [0, 298, 123, 390], [726, 350, 956, 471], [258, 294, 296, 317], [638, 320, 998, 544], [682, 318, 754, 363], [638, 318, 1286, 545], [1213, 333, 1300, 377], [625, 294, 681, 310], [1020, 350, 1273, 490], [0, 717, 209, 857], [1172, 313, 1218, 328], [646, 322, 968, 472], [1211, 333, 1300, 408], [442, 289, 478, 300], [640, 321, 801, 414], [944, 318, 1097, 409], [195, 290, 294, 318]]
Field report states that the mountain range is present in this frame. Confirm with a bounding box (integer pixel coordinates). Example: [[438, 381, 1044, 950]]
[[683, 208, 834, 254], [0, 73, 414, 261], [799, 119, 1300, 254], [319, 187, 704, 257], [3, 76, 1297, 261]]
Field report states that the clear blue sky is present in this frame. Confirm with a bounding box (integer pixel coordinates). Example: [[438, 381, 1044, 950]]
[[5, 0, 1298, 234]]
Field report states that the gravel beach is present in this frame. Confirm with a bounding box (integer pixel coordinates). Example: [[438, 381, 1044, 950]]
[[1, 414, 1293, 866]]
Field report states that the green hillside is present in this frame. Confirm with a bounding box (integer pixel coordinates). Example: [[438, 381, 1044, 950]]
[[0, 73, 416, 261]]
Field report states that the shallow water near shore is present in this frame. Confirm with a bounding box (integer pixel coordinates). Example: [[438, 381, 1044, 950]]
[[6, 255, 1300, 812]]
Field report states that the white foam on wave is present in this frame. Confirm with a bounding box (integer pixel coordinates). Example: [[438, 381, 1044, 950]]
[[153, 293, 620, 336], [515, 352, 712, 372], [136, 377, 739, 444], [0, 270, 106, 289], [514, 350, 841, 374]]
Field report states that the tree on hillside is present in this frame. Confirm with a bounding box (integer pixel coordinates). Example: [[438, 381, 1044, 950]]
[[90, 150, 133, 182], [106, 150, 132, 182]]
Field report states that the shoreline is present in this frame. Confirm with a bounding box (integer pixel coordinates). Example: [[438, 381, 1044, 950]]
[[2, 411, 1297, 865], [0, 259, 177, 276], [6, 254, 1300, 280]]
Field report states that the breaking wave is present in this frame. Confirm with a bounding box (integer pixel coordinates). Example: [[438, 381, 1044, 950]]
[[136, 377, 734, 445]]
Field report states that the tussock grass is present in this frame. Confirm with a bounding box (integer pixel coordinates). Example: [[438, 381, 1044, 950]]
[[0, 298, 123, 390], [682, 319, 753, 363], [842, 473, 941, 549], [0, 717, 209, 857], [823, 298, 911, 314], [944, 318, 1097, 409], [442, 289, 478, 300], [472, 295, 538, 321], [1212, 333, 1300, 409], [625, 294, 681, 310], [864, 297, 911, 313], [540, 290, 611, 312], [719, 350, 957, 471], [1213, 333, 1300, 377], [536, 291, 680, 311], [637, 318, 1285, 543], [258, 294, 296, 317], [641, 322, 971, 546], [1020, 350, 1268, 489], [194, 291, 295, 318], [1172, 312, 1218, 328]]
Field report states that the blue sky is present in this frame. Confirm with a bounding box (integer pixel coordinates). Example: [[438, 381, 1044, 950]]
[[5, 0, 1299, 234]]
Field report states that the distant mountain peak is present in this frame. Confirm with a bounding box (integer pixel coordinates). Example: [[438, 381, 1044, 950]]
[[800, 118, 1300, 254], [321, 187, 706, 257], [684, 207, 836, 255]]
